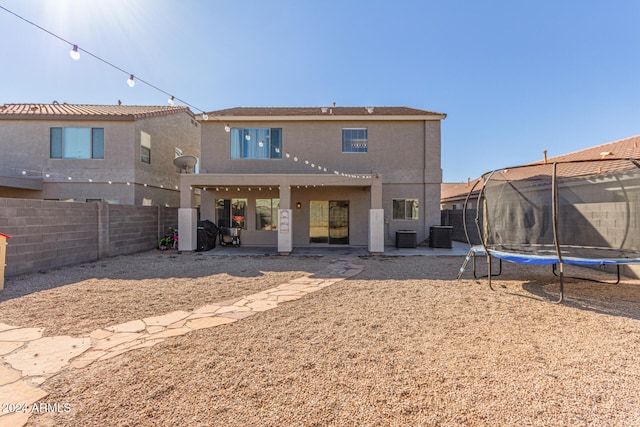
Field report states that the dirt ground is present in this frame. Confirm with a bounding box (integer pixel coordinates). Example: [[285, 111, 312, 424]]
[[2, 250, 640, 426]]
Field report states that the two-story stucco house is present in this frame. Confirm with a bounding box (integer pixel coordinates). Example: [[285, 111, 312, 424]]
[[0, 104, 200, 206], [178, 106, 446, 254]]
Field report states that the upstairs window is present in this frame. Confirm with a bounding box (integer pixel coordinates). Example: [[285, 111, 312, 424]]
[[141, 131, 151, 164], [50, 127, 104, 159], [230, 128, 282, 159], [342, 128, 368, 153]]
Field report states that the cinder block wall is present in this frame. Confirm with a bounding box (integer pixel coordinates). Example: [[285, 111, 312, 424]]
[[441, 209, 482, 245], [0, 198, 178, 277]]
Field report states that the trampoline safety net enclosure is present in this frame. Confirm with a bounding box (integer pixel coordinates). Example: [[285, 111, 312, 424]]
[[469, 158, 640, 302]]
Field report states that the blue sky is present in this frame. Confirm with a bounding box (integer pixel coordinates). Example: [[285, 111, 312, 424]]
[[1, 0, 639, 182]]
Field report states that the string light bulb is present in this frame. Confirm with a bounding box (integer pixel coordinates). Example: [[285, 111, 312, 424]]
[[202, 114, 209, 120], [69, 44, 80, 60], [127, 74, 135, 87]]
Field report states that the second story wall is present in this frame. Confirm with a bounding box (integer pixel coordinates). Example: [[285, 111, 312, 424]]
[[200, 118, 442, 184]]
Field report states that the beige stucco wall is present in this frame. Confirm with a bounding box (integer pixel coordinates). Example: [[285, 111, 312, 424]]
[[197, 116, 442, 246], [201, 120, 440, 178], [0, 112, 200, 206]]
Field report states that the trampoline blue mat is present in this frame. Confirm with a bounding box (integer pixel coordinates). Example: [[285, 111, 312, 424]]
[[471, 246, 640, 266]]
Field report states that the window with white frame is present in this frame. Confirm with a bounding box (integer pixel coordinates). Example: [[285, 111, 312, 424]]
[[342, 128, 368, 153], [50, 127, 104, 159], [393, 199, 419, 220], [230, 128, 282, 159]]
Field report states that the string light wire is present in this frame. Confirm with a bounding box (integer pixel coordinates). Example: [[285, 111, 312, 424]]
[[0, 5, 374, 182], [0, 5, 211, 116]]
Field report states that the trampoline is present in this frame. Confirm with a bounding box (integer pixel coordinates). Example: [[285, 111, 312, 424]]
[[458, 158, 640, 303]]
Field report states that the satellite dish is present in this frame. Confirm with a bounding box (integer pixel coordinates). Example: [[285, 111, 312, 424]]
[[173, 155, 197, 173]]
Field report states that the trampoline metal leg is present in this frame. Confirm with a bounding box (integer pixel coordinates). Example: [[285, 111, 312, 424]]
[[487, 254, 495, 291], [551, 263, 564, 304]]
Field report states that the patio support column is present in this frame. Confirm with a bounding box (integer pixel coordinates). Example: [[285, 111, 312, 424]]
[[369, 174, 384, 253], [278, 184, 292, 254], [178, 178, 197, 251], [200, 188, 216, 222]]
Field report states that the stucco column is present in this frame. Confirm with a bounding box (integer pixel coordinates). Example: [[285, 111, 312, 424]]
[[368, 209, 384, 254], [278, 181, 291, 209], [178, 178, 197, 251], [178, 208, 197, 251], [278, 184, 292, 254], [370, 174, 382, 209], [180, 180, 194, 208], [200, 188, 216, 222], [368, 174, 384, 253]]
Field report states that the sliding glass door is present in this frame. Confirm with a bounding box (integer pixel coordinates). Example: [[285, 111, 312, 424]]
[[309, 200, 349, 244]]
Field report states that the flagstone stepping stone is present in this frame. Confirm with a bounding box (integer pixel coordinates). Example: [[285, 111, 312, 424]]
[[92, 332, 144, 351], [106, 319, 146, 333], [0, 364, 21, 385], [4, 336, 91, 377], [0, 379, 49, 407], [69, 350, 108, 369], [142, 311, 190, 327], [89, 329, 113, 340], [0, 341, 24, 356], [218, 311, 257, 320], [215, 305, 252, 314], [192, 304, 222, 314], [246, 300, 278, 311], [0, 410, 31, 427], [0, 323, 17, 332], [0, 328, 43, 342], [146, 327, 192, 339]]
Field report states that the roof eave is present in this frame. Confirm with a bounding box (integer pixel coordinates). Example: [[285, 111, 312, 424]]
[[199, 113, 446, 122]]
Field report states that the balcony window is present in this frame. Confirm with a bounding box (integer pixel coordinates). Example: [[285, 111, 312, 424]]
[[230, 128, 282, 159]]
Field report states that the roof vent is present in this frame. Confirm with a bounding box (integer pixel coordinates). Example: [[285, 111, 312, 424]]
[[600, 151, 613, 159], [366, 107, 375, 114]]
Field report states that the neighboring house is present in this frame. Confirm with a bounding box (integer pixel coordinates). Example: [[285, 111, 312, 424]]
[[179, 106, 446, 253], [440, 179, 482, 211], [441, 134, 640, 245], [442, 134, 640, 210], [0, 104, 200, 206]]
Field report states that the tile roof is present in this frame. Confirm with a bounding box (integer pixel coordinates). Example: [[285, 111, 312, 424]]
[[0, 104, 193, 120], [535, 134, 640, 164], [206, 106, 446, 118], [441, 180, 483, 201], [441, 135, 640, 202]]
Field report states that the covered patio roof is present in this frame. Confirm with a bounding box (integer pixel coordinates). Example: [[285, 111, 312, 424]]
[[0, 174, 43, 191]]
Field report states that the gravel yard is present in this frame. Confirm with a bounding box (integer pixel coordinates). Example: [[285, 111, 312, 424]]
[[2, 250, 640, 426]]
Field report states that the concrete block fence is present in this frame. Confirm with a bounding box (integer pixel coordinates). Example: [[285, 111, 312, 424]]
[[0, 198, 178, 277]]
